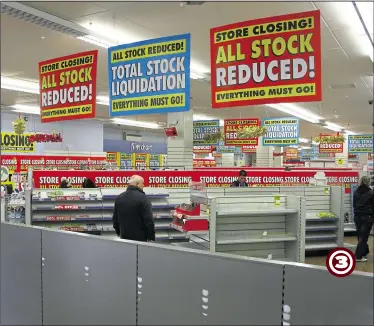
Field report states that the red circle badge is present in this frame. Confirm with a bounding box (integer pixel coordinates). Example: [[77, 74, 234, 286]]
[[326, 248, 356, 277]]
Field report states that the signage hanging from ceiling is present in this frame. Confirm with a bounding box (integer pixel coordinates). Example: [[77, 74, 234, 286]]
[[108, 34, 191, 116], [210, 10, 322, 108], [38, 50, 98, 123], [241, 145, 257, 153], [193, 120, 220, 146], [285, 148, 299, 160], [223, 118, 259, 146], [261, 117, 300, 146], [348, 134, 373, 153], [317, 134, 344, 153], [1, 132, 35, 152]]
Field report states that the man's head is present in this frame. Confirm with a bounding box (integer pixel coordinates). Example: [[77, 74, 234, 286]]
[[129, 175, 145, 190], [238, 170, 247, 184]]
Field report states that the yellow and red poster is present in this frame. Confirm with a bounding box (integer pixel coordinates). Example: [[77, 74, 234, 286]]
[[210, 10, 321, 108], [318, 134, 344, 154], [132, 153, 149, 170], [224, 118, 259, 146], [241, 145, 256, 153], [106, 152, 120, 166], [39, 50, 98, 123], [285, 148, 299, 160], [1, 132, 35, 152]]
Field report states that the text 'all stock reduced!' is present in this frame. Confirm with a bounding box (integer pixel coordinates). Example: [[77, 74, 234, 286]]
[[108, 34, 191, 116], [210, 10, 322, 108]]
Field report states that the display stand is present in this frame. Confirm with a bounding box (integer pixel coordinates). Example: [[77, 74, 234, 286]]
[[185, 193, 306, 263], [26, 187, 188, 243]]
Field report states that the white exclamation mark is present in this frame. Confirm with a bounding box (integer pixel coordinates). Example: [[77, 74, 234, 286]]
[[309, 56, 315, 78], [88, 84, 93, 101]]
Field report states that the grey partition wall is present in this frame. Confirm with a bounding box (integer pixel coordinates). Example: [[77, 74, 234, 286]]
[[283, 264, 374, 325], [137, 243, 284, 325], [0, 223, 43, 326], [41, 230, 137, 325]]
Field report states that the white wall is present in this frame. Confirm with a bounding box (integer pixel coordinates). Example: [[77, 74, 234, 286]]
[[103, 127, 166, 144], [1, 112, 104, 153]]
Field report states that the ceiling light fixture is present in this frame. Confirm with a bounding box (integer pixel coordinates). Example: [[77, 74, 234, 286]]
[[266, 103, 322, 124], [1, 76, 39, 94], [76, 35, 113, 48], [299, 138, 310, 143], [111, 118, 160, 129], [354, 1, 373, 42], [324, 121, 343, 132], [11, 104, 40, 115]]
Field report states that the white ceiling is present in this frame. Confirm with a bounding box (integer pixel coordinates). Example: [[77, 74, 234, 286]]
[[1, 1, 373, 137]]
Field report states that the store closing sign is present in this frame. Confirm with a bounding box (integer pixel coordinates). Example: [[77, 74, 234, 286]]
[[1, 132, 35, 152], [348, 135, 373, 154], [224, 118, 259, 146], [38, 50, 98, 122], [262, 117, 300, 146], [33, 170, 358, 192], [193, 120, 220, 146], [210, 10, 322, 108], [108, 34, 191, 116]]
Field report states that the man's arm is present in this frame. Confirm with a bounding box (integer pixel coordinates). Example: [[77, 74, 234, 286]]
[[112, 197, 120, 237], [142, 197, 155, 241]]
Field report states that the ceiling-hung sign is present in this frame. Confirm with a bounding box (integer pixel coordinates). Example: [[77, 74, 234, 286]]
[[210, 10, 322, 108], [262, 117, 300, 146], [108, 34, 191, 116], [348, 135, 373, 154], [38, 50, 98, 122]]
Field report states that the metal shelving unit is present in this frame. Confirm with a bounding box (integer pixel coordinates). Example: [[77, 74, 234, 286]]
[[189, 193, 306, 263], [26, 187, 189, 243]]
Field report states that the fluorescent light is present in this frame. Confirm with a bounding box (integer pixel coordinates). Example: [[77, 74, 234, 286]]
[[11, 104, 40, 115], [324, 122, 343, 132], [344, 130, 357, 135], [299, 138, 310, 143], [1, 76, 39, 94], [193, 114, 223, 126], [96, 95, 110, 105], [76, 36, 113, 48], [266, 103, 322, 123], [111, 118, 160, 129]]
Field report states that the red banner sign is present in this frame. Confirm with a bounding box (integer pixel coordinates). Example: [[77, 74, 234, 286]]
[[285, 148, 299, 159], [39, 50, 98, 123], [210, 10, 322, 108], [224, 118, 259, 146], [193, 159, 216, 168], [319, 143, 343, 153], [32, 170, 358, 193], [193, 146, 214, 154], [0, 154, 107, 172], [241, 145, 257, 153]]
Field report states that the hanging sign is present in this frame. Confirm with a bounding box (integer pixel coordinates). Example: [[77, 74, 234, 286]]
[[348, 135, 373, 153], [132, 153, 149, 170], [164, 126, 178, 137], [108, 34, 191, 116], [1, 132, 35, 152], [29, 133, 63, 143], [262, 117, 300, 146], [210, 10, 322, 108], [193, 120, 220, 145], [38, 50, 98, 123], [241, 145, 256, 153], [149, 154, 161, 169], [119, 153, 132, 170], [318, 135, 343, 153], [285, 148, 299, 160], [335, 158, 345, 166], [106, 152, 120, 166], [223, 118, 259, 146], [193, 146, 213, 154]]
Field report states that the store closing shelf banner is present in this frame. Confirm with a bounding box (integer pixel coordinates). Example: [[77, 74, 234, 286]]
[[193, 120, 220, 146], [33, 170, 358, 193], [38, 50, 98, 122], [262, 117, 300, 146], [108, 34, 191, 116], [210, 10, 322, 108], [1, 132, 35, 152], [348, 135, 373, 154], [224, 118, 259, 146]]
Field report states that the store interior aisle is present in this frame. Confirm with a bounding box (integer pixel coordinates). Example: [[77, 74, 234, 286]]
[[305, 236, 374, 273]]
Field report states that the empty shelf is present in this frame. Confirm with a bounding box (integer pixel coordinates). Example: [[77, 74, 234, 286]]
[[306, 224, 338, 231], [217, 208, 297, 217], [306, 233, 337, 240], [305, 241, 338, 251], [216, 233, 297, 245]]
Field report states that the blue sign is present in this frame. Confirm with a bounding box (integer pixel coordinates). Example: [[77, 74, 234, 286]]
[[348, 134, 373, 153], [262, 117, 300, 147], [193, 120, 220, 145], [108, 34, 191, 116]]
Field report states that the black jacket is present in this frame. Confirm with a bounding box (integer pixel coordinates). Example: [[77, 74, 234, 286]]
[[112, 186, 155, 242], [353, 185, 373, 217], [230, 180, 248, 187]]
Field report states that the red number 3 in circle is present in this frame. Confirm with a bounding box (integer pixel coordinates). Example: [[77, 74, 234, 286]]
[[326, 248, 356, 277]]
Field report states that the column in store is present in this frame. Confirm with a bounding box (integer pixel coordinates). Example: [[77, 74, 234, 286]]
[[167, 111, 193, 169], [273, 147, 283, 167], [255, 137, 273, 167]]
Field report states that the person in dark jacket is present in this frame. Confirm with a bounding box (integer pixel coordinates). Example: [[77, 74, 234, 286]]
[[230, 170, 248, 187], [112, 175, 155, 242], [353, 176, 373, 262], [82, 178, 96, 188]]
